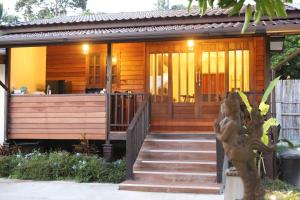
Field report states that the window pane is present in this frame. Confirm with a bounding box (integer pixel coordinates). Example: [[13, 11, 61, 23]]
[[229, 51, 235, 91], [218, 51, 226, 95], [243, 50, 250, 91], [188, 53, 195, 99], [149, 54, 155, 95], [180, 53, 187, 101], [156, 54, 162, 96], [172, 53, 179, 102], [236, 50, 243, 90], [163, 53, 168, 96]]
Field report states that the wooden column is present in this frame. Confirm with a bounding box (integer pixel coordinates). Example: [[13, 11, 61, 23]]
[[103, 43, 113, 162], [264, 36, 275, 179]]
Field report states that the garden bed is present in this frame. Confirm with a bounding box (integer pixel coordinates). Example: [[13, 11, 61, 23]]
[[0, 151, 125, 183]]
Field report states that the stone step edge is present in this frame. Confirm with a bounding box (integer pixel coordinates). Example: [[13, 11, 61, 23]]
[[133, 170, 216, 176]]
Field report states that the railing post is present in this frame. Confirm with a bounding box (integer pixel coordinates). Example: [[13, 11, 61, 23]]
[[126, 130, 133, 179]]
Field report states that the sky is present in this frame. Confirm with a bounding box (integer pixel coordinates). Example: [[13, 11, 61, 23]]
[[1, 0, 300, 16]]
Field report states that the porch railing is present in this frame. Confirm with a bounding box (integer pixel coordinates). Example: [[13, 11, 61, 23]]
[[126, 94, 151, 179], [109, 93, 146, 131]]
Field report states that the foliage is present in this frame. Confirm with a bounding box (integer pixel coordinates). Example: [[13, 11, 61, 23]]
[[154, 0, 186, 10], [0, 151, 126, 183], [73, 133, 99, 155], [154, 0, 170, 10], [263, 178, 300, 199], [15, 0, 88, 21], [0, 3, 19, 24], [272, 35, 300, 79], [188, 0, 291, 33]]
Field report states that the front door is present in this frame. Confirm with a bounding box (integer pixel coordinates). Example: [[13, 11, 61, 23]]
[[148, 39, 252, 121]]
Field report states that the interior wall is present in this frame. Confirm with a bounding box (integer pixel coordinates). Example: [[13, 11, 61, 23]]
[[10, 47, 46, 93]]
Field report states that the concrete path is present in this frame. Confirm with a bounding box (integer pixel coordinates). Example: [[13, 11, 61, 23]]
[[0, 178, 223, 200]]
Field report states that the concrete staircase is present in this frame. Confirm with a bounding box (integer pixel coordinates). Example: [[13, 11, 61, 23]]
[[119, 133, 220, 194]]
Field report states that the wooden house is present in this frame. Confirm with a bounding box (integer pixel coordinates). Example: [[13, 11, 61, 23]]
[[0, 5, 299, 194]]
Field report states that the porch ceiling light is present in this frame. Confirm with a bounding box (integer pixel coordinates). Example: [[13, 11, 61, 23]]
[[187, 40, 194, 50], [82, 43, 89, 54], [270, 36, 285, 52], [112, 56, 117, 64]]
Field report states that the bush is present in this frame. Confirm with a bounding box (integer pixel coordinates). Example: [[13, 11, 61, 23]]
[[0, 151, 126, 183], [263, 178, 300, 199]]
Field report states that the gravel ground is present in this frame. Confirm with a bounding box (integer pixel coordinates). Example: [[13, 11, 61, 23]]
[[0, 178, 223, 200]]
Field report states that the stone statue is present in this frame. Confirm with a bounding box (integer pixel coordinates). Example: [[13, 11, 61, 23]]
[[214, 92, 274, 200]]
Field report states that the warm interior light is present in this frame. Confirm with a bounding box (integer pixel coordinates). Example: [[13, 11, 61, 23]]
[[270, 194, 277, 200], [187, 40, 194, 47], [82, 44, 89, 54], [112, 56, 117, 64]]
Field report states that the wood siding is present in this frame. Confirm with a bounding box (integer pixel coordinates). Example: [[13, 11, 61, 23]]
[[8, 94, 106, 140], [113, 43, 146, 92], [46, 44, 106, 93], [253, 37, 265, 92]]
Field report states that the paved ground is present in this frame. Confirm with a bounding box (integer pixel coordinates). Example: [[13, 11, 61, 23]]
[[0, 178, 223, 200]]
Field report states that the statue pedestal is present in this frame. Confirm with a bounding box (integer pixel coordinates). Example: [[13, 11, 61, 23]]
[[224, 167, 244, 200]]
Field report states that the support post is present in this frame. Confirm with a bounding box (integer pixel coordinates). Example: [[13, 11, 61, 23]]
[[264, 36, 275, 179], [103, 43, 113, 161]]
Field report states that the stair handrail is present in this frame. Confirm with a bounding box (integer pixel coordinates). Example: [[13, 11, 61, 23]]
[[126, 93, 151, 179]]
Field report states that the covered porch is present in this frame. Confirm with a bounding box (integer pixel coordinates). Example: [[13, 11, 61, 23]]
[[2, 36, 266, 141]]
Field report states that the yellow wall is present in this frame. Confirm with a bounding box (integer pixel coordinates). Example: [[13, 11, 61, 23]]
[[11, 47, 46, 93]]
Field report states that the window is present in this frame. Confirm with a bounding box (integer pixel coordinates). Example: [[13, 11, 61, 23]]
[[150, 53, 168, 103], [229, 50, 250, 91], [86, 54, 102, 88], [172, 52, 195, 103]]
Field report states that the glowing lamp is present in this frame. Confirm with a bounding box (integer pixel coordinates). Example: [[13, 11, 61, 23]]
[[112, 56, 117, 64], [187, 40, 194, 50], [82, 44, 89, 54]]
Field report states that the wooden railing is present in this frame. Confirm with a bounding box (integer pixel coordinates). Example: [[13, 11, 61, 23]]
[[109, 93, 146, 131], [126, 94, 151, 179]]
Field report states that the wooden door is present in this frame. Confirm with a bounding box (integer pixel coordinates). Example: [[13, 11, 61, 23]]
[[195, 39, 252, 117]]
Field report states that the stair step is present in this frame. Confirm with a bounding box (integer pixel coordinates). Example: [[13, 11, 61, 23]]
[[143, 139, 215, 150], [134, 170, 217, 184], [139, 149, 216, 161], [119, 180, 220, 194], [134, 160, 216, 173], [148, 133, 216, 140]]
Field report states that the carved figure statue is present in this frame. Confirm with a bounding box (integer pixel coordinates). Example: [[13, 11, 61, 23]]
[[215, 92, 274, 200]]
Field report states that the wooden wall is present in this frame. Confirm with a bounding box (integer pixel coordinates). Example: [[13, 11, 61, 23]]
[[46, 44, 106, 93], [113, 43, 146, 92], [8, 94, 106, 140], [253, 37, 265, 92]]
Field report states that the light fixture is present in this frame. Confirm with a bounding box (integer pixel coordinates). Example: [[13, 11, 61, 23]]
[[112, 56, 117, 64], [187, 40, 194, 50], [82, 43, 89, 54], [270, 36, 285, 52]]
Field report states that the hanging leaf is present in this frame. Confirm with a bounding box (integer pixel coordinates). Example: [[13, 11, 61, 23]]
[[259, 102, 270, 116], [228, 0, 245, 16], [241, 4, 252, 34], [208, 0, 214, 7], [262, 118, 279, 145], [188, 0, 193, 11], [274, 0, 287, 17], [238, 91, 252, 113], [261, 76, 281, 104]]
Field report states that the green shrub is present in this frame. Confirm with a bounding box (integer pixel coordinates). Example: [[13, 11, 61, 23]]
[[0, 151, 126, 183], [0, 155, 19, 177]]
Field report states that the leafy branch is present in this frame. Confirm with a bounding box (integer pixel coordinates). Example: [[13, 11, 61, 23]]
[[188, 0, 292, 33]]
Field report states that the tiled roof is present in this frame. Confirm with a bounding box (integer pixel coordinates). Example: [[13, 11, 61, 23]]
[[0, 4, 299, 45], [3, 4, 299, 27], [0, 19, 299, 45]]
